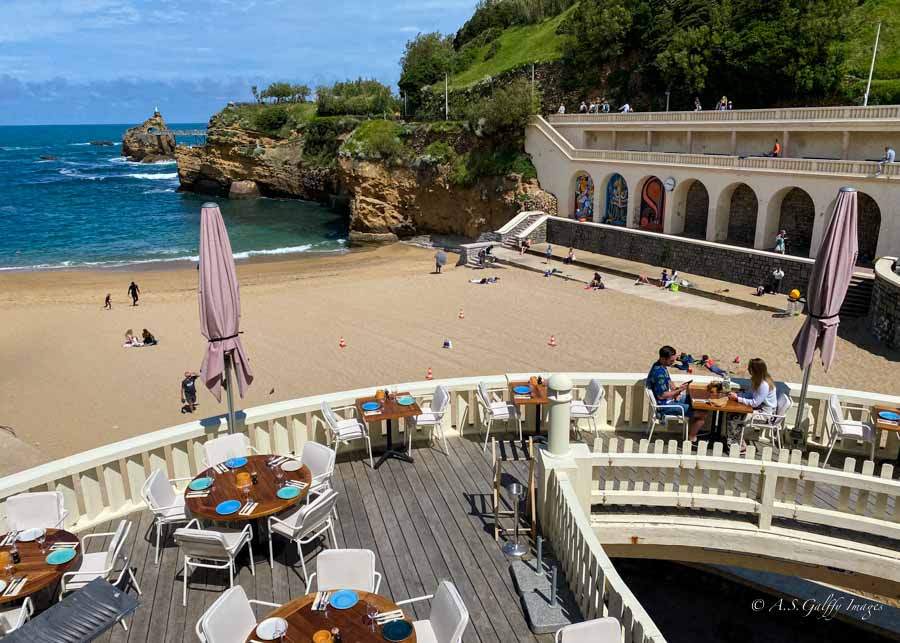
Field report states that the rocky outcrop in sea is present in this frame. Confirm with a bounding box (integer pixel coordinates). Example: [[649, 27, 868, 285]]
[[121, 111, 176, 163]]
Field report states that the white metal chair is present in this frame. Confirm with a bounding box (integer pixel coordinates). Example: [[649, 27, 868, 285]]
[[0, 597, 33, 635], [476, 382, 521, 451], [60, 520, 141, 601], [570, 379, 605, 441], [141, 468, 191, 564], [305, 548, 383, 594], [739, 393, 792, 451], [410, 385, 451, 454], [555, 617, 621, 642], [173, 519, 254, 606], [645, 387, 688, 441], [823, 394, 877, 467], [3, 491, 68, 531], [320, 401, 374, 468], [300, 440, 336, 501], [267, 489, 339, 584], [396, 580, 469, 643], [202, 433, 258, 468], [195, 585, 279, 643]]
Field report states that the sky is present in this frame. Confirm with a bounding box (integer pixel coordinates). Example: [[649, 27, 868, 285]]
[[0, 0, 475, 125]]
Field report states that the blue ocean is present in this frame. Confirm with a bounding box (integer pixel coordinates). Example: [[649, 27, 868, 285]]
[[0, 124, 347, 270]]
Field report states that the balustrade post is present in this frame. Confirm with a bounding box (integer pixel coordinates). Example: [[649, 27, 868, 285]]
[[548, 374, 573, 457], [757, 465, 778, 530]]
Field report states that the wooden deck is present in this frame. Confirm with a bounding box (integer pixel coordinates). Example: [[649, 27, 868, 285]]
[[77, 436, 549, 643]]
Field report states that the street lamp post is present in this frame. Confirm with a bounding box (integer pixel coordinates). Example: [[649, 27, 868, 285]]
[[665, 90, 671, 112]]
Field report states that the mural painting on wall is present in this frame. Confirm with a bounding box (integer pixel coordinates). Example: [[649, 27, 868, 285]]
[[639, 177, 665, 232], [573, 173, 594, 221], [603, 173, 628, 226]]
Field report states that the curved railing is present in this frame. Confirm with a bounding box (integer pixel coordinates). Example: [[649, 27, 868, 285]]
[[548, 105, 900, 124]]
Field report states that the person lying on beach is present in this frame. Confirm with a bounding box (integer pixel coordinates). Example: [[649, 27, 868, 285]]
[[634, 275, 650, 285], [181, 371, 200, 413], [141, 329, 158, 346], [123, 329, 143, 347], [469, 276, 500, 284]]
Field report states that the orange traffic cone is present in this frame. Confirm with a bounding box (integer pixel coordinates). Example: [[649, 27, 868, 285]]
[[426, 367, 433, 380], [458, 308, 465, 320], [338, 336, 347, 348], [548, 335, 557, 347]]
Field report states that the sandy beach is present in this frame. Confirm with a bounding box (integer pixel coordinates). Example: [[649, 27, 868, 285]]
[[1, 244, 898, 473]]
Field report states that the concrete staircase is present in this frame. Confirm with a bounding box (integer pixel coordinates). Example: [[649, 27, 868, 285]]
[[496, 212, 547, 248], [841, 275, 874, 318]]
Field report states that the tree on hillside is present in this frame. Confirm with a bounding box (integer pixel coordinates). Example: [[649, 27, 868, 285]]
[[291, 84, 311, 103], [560, 0, 632, 89], [399, 32, 455, 112], [262, 82, 294, 103]]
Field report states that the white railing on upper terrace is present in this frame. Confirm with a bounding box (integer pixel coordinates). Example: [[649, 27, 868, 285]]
[[531, 117, 900, 178], [548, 104, 900, 124]]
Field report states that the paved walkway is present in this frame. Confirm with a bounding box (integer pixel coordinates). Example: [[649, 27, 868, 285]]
[[492, 245, 792, 315]]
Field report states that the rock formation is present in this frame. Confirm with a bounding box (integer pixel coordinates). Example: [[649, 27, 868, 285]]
[[89, 141, 115, 146], [121, 111, 176, 163]]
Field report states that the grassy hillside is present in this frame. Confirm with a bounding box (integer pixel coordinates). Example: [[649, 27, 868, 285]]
[[448, 6, 574, 89]]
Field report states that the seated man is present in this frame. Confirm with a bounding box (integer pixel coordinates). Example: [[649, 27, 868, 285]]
[[648, 345, 707, 443]]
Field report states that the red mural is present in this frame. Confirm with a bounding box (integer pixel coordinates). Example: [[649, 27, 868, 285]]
[[639, 177, 665, 232]]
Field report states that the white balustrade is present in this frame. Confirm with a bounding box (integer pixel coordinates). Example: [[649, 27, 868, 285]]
[[548, 105, 900, 125]]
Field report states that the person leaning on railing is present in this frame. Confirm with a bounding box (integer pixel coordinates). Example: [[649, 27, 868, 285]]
[[647, 345, 708, 444]]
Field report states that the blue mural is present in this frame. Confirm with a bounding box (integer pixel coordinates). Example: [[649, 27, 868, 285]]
[[603, 173, 628, 225], [573, 173, 594, 221]]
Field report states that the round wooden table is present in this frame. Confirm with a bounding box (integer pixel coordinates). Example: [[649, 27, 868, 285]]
[[0, 528, 81, 605], [246, 591, 416, 642], [185, 455, 312, 521]]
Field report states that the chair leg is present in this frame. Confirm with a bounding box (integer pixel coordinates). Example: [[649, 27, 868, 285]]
[[119, 618, 129, 631], [128, 567, 142, 595], [228, 560, 234, 588], [822, 438, 837, 468], [869, 439, 876, 462], [437, 424, 448, 455], [482, 417, 492, 452], [365, 436, 374, 468], [298, 542, 309, 587], [329, 522, 339, 548], [247, 540, 255, 576], [154, 521, 161, 565], [268, 525, 275, 569], [648, 417, 655, 442], [182, 557, 189, 606]]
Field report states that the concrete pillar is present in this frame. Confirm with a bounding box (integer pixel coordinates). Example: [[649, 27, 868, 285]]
[[547, 373, 573, 457], [808, 187, 838, 258], [754, 193, 779, 249], [782, 131, 790, 157], [730, 131, 737, 155], [611, 130, 617, 151], [663, 182, 683, 235], [842, 131, 850, 160], [626, 177, 638, 228], [686, 131, 693, 154], [646, 131, 653, 152], [708, 185, 731, 241]]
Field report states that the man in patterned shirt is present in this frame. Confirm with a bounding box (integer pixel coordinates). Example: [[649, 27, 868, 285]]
[[648, 345, 707, 443]]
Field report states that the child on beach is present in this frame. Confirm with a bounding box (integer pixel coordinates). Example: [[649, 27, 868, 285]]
[[545, 244, 553, 264], [104, 294, 112, 310], [181, 371, 200, 413], [123, 329, 143, 347]]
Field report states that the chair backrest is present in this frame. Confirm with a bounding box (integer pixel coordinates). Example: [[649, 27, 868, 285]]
[[174, 527, 230, 560], [557, 617, 621, 643], [429, 580, 469, 643], [476, 383, 491, 410], [644, 386, 659, 412], [432, 385, 450, 417], [775, 393, 792, 426], [315, 549, 377, 592], [583, 379, 604, 410], [320, 401, 341, 430], [827, 394, 844, 425], [197, 585, 258, 643], [302, 441, 336, 482], [142, 469, 176, 514], [203, 434, 251, 466], [4, 491, 65, 531], [295, 489, 338, 532], [104, 520, 131, 571]]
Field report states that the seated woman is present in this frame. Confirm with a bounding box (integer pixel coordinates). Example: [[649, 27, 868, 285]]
[[123, 329, 143, 348], [563, 247, 576, 265], [141, 328, 158, 346], [726, 357, 777, 452], [588, 272, 605, 290]]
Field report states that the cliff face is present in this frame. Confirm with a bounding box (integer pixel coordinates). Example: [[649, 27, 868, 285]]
[[121, 111, 176, 163], [175, 126, 335, 201], [339, 158, 557, 242]]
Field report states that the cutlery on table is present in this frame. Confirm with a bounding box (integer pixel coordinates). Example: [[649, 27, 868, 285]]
[[49, 542, 79, 549], [238, 502, 258, 516], [4, 577, 26, 597], [375, 609, 404, 623], [286, 481, 307, 488]]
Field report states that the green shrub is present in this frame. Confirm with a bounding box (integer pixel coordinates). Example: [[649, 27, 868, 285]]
[[464, 78, 539, 138], [302, 116, 362, 166], [316, 79, 398, 116], [423, 141, 453, 164], [252, 105, 289, 134], [341, 120, 406, 161], [484, 40, 501, 60]]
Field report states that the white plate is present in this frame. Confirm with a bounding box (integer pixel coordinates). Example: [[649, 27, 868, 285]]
[[17, 528, 46, 543], [280, 460, 302, 472], [256, 617, 288, 640]]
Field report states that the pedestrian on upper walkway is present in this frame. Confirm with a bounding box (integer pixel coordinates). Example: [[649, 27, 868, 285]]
[[557, 104, 566, 115], [764, 139, 781, 158], [693, 97, 702, 111], [618, 102, 632, 113], [601, 99, 610, 113], [579, 101, 588, 113], [876, 145, 895, 175]]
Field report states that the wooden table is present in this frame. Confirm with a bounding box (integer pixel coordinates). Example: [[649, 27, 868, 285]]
[[689, 385, 752, 441], [872, 405, 900, 434], [245, 591, 416, 643], [508, 381, 550, 438], [0, 528, 81, 605], [184, 455, 311, 522], [356, 393, 422, 469]]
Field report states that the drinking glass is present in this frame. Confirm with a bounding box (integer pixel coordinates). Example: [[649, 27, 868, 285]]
[[37, 533, 46, 554], [1, 551, 13, 577], [274, 465, 284, 484], [242, 484, 252, 504], [366, 601, 378, 631]]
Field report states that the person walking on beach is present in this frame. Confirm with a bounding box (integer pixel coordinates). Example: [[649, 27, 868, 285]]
[[181, 371, 200, 413], [545, 244, 553, 264], [127, 281, 140, 306], [103, 293, 112, 310], [434, 249, 447, 274]]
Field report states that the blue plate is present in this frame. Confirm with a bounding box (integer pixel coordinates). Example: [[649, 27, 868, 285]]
[[276, 486, 300, 500], [362, 402, 381, 411], [329, 589, 359, 610], [189, 477, 213, 491], [879, 411, 900, 421], [46, 548, 77, 565], [225, 457, 248, 469], [396, 396, 415, 406], [382, 619, 414, 642], [513, 386, 531, 395], [216, 500, 241, 515]]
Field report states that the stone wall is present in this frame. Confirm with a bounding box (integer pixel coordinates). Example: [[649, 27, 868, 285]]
[[546, 217, 814, 291], [778, 188, 815, 257], [868, 257, 900, 349], [726, 184, 758, 247], [682, 182, 708, 239]]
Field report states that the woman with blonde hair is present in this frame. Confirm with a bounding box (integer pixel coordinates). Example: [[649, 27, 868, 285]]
[[726, 357, 777, 451]]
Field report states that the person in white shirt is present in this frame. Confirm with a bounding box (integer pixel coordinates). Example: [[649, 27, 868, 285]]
[[725, 358, 778, 451], [877, 145, 895, 175], [557, 104, 566, 115], [618, 102, 632, 113]]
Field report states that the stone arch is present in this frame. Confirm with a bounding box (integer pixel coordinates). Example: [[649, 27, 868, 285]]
[[635, 175, 665, 232], [679, 179, 710, 239], [778, 187, 815, 257], [725, 183, 759, 247], [857, 192, 881, 266], [600, 172, 628, 226], [570, 171, 595, 221]]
